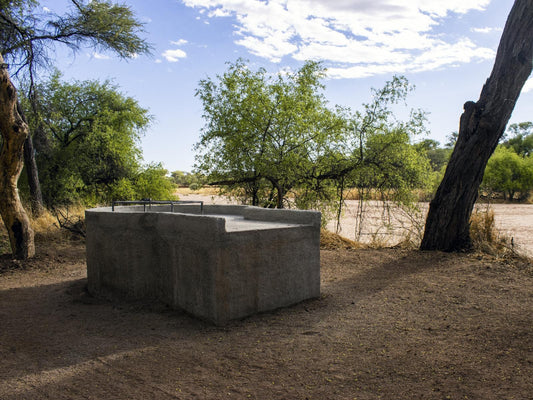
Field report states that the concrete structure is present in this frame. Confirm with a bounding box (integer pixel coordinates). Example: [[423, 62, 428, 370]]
[[85, 204, 321, 325]]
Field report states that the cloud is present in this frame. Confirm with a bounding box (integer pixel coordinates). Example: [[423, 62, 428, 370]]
[[523, 77, 533, 94], [471, 27, 503, 34], [92, 52, 110, 60], [182, 0, 495, 78], [171, 39, 188, 46], [162, 48, 187, 62]]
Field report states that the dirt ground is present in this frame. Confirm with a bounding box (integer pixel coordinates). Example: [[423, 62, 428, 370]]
[[1, 236, 532, 399]]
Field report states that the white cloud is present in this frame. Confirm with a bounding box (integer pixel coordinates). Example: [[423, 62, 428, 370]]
[[182, 0, 496, 78], [162, 48, 187, 62], [171, 39, 188, 46], [42, 6, 51, 12], [471, 27, 503, 34], [155, 59, 163, 64], [92, 52, 110, 60], [523, 77, 533, 94]]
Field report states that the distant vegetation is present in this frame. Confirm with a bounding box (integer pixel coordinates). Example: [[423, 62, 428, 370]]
[[415, 123, 533, 203]]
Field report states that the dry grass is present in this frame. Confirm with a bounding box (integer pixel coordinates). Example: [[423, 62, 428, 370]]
[[469, 207, 511, 256], [320, 228, 365, 250], [468, 207, 532, 273], [174, 186, 220, 196]]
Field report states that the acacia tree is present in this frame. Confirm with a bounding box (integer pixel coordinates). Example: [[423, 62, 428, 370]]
[[0, 0, 149, 258], [421, 0, 533, 251], [195, 59, 346, 208]]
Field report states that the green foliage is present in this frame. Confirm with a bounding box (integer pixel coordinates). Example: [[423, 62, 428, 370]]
[[482, 146, 533, 201], [342, 76, 432, 206], [1, 0, 150, 75], [414, 139, 450, 172], [194, 60, 432, 224], [21, 73, 175, 205], [195, 59, 346, 208], [171, 170, 207, 189], [502, 122, 533, 157], [133, 163, 177, 200]]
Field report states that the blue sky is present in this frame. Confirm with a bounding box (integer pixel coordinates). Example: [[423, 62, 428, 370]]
[[46, 0, 532, 172]]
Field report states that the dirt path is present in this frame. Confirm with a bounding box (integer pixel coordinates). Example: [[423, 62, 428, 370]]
[[1, 240, 532, 399]]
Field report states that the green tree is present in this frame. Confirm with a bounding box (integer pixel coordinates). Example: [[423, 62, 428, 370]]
[[414, 139, 450, 172], [332, 76, 430, 197], [21, 73, 174, 206], [503, 122, 533, 157], [482, 146, 533, 201], [170, 171, 206, 190], [194, 59, 346, 208], [195, 62, 431, 235], [331, 77, 431, 237], [132, 163, 176, 201], [0, 0, 149, 258]]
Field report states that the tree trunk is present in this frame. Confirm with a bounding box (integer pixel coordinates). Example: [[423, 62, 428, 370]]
[[22, 121, 45, 217], [421, 0, 533, 251], [0, 54, 35, 259]]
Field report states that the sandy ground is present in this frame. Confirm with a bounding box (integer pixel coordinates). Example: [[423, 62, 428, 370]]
[[1, 197, 532, 399], [180, 193, 533, 256], [0, 240, 532, 400]]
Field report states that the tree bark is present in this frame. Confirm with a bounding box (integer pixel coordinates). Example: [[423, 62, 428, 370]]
[[421, 0, 533, 251], [0, 53, 35, 259], [22, 119, 45, 216]]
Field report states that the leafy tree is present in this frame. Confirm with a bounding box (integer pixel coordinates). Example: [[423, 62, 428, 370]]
[[445, 131, 458, 149], [0, 0, 149, 258], [421, 0, 533, 251], [482, 146, 533, 201], [194, 59, 346, 208], [503, 122, 533, 157], [132, 163, 176, 201], [195, 61, 431, 236], [330, 77, 432, 236], [171, 170, 207, 190], [21, 73, 175, 206], [414, 139, 450, 172]]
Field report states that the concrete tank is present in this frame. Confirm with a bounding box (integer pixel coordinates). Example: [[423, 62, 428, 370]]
[[85, 204, 321, 325]]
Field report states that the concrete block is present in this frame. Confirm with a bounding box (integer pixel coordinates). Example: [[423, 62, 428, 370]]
[[86, 205, 321, 325]]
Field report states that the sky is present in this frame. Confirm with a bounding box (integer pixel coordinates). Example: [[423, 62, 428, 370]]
[[45, 0, 532, 172]]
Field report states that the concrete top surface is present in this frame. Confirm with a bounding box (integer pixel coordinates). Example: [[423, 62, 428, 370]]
[[208, 214, 305, 232]]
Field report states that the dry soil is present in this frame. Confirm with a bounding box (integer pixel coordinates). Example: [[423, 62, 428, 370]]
[[1, 236, 532, 399]]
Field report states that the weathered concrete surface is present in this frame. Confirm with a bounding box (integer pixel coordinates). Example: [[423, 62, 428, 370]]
[[86, 205, 320, 325]]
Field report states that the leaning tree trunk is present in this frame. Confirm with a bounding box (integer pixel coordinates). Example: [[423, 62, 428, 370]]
[[0, 54, 35, 259], [421, 0, 533, 251]]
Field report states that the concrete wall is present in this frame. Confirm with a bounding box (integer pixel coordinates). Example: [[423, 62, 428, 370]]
[[86, 205, 320, 325]]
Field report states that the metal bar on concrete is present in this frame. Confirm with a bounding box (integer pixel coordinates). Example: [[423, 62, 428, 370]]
[[111, 200, 204, 214]]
